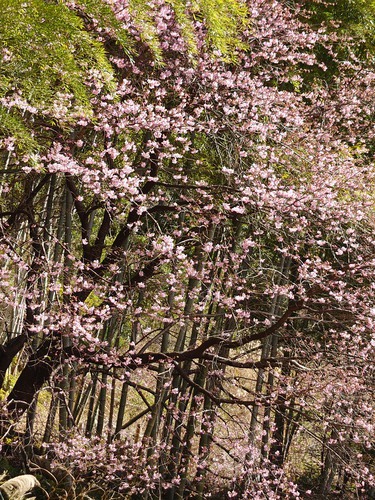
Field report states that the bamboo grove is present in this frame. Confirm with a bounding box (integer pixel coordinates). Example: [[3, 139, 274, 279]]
[[0, 0, 375, 498]]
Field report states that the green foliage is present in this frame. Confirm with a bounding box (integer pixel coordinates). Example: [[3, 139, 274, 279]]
[[167, 0, 199, 56], [75, 0, 134, 58], [192, 0, 249, 60], [0, 0, 114, 109], [308, 0, 375, 34], [129, 0, 165, 62], [85, 291, 104, 308], [0, 0, 249, 155], [0, 0, 116, 154], [305, 0, 375, 59], [0, 107, 39, 154], [130, 0, 250, 63]]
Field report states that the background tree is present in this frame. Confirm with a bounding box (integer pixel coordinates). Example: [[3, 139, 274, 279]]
[[0, 0, 374, 498]]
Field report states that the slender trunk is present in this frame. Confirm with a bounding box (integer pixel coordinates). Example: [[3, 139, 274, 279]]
[[73, 378, 92, 426], [107, 375, 117, 443], [115, 293, 143, 437], [283, 397, 301, 462], [115, 382, 129, 439], [269, 353, 292, 466], [96, 316, 119, 436], [261, 333, 279, 459], [248, 257, 291, 458], [176, 363, 206, 499], [195, 373, 213, 500], [319, 428, 338, 496], [176, 298, 217, 499], [248, 336, 272, 447], [27, 177, 59, 439], [43, 391, 58, 443], [143, 289, 175, 457], [162, 245, 206, 493], [0, 222, 29, 389], [59, 187, 73, 433], [85, 373, 99, 437], [96, 370, 108, 437]]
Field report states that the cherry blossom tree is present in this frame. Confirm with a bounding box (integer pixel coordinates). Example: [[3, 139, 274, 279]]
[[0, 0, 374, 498]]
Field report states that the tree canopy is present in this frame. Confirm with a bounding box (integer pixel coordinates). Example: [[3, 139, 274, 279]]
[[0, 1, 374, 498]]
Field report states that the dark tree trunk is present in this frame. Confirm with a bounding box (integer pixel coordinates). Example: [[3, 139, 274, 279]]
[[0, 335, 27, 388], [6, 341, 54, 419]]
